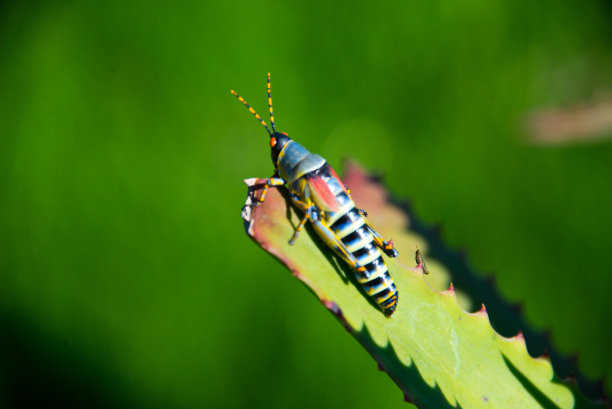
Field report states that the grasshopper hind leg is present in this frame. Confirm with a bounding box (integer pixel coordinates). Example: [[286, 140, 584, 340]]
[[364, 221, 398, 258]]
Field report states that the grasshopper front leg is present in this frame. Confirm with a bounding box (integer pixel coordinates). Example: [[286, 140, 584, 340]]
[[254, 176, 286, 206]]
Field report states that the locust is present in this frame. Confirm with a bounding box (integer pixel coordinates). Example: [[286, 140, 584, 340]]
[[233, 74, 400, 316]]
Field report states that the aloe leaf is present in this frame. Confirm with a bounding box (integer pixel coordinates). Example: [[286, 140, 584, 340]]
[[241, 164, 584, 409]]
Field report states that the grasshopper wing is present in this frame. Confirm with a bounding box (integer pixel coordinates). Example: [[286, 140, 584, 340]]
[[306, 174, 341, 212]]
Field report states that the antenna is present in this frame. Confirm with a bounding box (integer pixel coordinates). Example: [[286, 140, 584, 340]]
[[267, 73, 277, 133], [230, 88, 272, 136]]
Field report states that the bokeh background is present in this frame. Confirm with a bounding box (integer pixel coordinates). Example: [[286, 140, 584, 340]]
[[1, 1, 611, 408]]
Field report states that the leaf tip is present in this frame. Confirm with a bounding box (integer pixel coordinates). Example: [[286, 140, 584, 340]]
[[241, 178, 258, 235], [474, 303, 488, 317], [442, 282, 455, 295], [506, 331, 527, 348], [242, 177, 270, 237]]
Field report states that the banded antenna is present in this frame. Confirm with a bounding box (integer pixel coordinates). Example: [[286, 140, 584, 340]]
[[231, 74, 276, 137], [267, 72, 277, 133]]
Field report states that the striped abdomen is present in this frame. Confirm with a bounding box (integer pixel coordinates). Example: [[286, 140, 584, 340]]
[[317, 167, 398, 316], [330, 208, 398, 316]]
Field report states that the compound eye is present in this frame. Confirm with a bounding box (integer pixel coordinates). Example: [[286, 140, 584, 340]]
[[270, 137, 276, 147]]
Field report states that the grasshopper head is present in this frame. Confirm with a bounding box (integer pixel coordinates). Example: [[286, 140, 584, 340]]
[[270, 131, 291, 166]]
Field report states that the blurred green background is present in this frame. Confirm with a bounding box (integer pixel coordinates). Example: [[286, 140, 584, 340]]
[[1, 0, 611, 407]]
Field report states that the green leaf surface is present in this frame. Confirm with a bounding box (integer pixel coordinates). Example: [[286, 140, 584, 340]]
[[242, 163, 588, 409]]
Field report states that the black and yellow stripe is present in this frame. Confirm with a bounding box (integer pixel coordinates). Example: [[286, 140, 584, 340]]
[[317, 165, 398, 316]]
